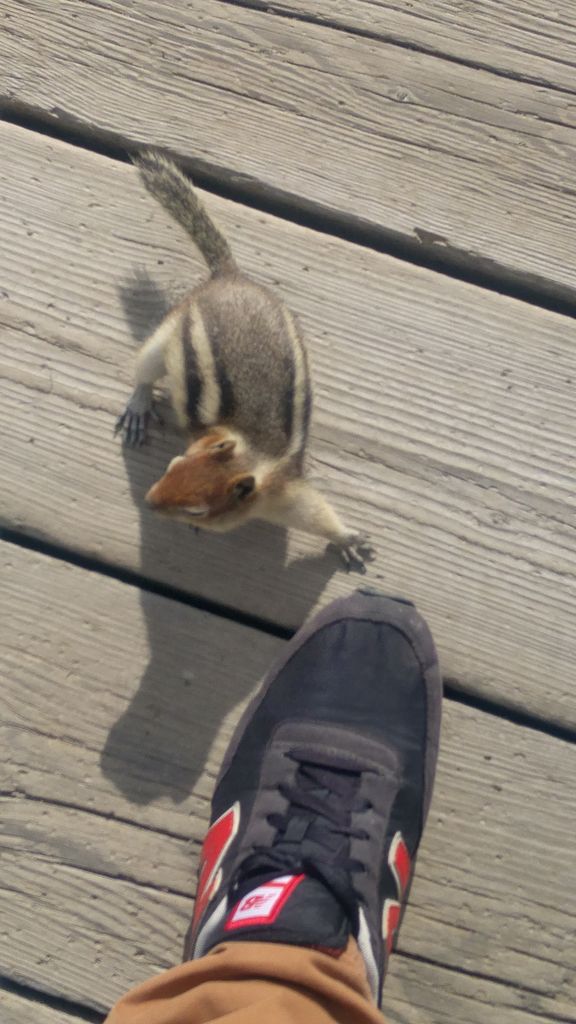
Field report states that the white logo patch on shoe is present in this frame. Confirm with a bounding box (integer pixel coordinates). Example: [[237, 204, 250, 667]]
[[225, 874, 305, 931]]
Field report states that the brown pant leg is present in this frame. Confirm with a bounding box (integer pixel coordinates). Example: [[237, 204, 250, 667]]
[[105, 938, 386, 1024]]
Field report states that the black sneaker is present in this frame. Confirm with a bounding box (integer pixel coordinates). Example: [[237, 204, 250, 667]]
[[185, 590, 442, 1005]]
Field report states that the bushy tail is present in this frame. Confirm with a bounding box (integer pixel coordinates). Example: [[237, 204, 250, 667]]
[[133, 150, 236, 274]]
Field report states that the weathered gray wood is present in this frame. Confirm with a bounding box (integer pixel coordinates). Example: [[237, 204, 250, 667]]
[[269, 0, 576, 91], [386, 957, 576, 1024], [2, 0, 576, 298], [0, 846, 188, 1013], [2, 122, 576, 726], [3, 846, 573, 1024], [0, 990, 90, 1024], [4, 847, 572, 1024], [1, 963, 568, 1024], [2, 543, 575, 1017]]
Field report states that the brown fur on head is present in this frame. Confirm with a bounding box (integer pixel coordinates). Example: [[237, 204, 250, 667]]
[[146, 431, 258, 531]]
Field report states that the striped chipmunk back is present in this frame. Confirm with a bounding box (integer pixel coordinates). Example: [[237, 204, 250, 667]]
[[116, 150, 374, 571], [166, 275, 312, 466]]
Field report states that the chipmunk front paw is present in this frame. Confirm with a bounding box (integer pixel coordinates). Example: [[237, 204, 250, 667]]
[[333, 533, 376, 574], [114, 385, 161, 447]]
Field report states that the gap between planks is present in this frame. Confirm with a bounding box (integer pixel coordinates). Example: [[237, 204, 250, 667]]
[[3, 527, 576, 747], [0, 981, 103, 1024], [1, 542, 576, 1023], [1, 122, 576, 729], [220, 0, 576, 95], [2, 0, 576, 305], [1, 104, 575, 322]]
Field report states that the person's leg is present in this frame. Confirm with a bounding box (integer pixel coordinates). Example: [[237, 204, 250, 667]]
[[106, 939, 383, 1024], [106, 589, 442, 1023]]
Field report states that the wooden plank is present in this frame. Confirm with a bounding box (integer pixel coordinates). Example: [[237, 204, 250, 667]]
[[2, 849, 573, 1024], [2, 0, 576, 299], [0, 543, 280, 839], [0, 846, 187, 1014], [2, 123, 576, 726], [0, 990, 91, 1024], [386, 958, 576, 1024], [267, 0, 576, 91], [2, 543, 576, 1019]]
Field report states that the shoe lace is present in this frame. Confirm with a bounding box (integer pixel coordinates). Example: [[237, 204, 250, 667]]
[[234, 750, 372, 925]]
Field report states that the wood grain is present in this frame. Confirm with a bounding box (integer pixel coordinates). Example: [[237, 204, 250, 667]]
[[0, 990, 91, 1024], [385, 957, 576, 1024], [1, 0, 576, 298], [2, 123, 576, 726], [267, 0, 576, 91], [1, 543, 575, 1016], [3, 847, 573, 1024]]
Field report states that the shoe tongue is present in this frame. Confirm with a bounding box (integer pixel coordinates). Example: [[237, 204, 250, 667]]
[[220, 874, 351, 952]]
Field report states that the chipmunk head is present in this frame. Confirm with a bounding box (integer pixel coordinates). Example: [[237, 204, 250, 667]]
[[146, 431, 259, 531]]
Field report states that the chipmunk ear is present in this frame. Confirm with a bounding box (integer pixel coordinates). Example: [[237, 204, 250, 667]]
[[231, 475, 256, 501]]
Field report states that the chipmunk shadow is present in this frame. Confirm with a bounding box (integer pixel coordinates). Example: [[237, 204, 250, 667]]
[[100, 270, 339, 805]]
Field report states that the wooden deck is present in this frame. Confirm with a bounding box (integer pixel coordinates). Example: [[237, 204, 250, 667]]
[[1, 3, 575, 1021]]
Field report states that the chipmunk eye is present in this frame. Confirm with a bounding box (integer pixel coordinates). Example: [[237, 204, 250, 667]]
[[209, 439, 236, 456]]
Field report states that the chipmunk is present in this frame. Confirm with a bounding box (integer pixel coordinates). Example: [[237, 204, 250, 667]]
[[116, 151, 374, 571]]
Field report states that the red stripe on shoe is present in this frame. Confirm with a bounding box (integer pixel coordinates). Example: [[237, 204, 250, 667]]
[[192, 803, 240, 932], [389, 832, 411, 898], [382, 899, 401, 956]]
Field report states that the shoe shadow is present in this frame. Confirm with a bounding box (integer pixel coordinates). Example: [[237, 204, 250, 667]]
[[100, 270, 340, 805]]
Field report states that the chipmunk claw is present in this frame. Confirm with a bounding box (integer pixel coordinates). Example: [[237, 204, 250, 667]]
[[334, 533, 376, 574], [115, 385, 159, 447], [115, 409, 149, 447]]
